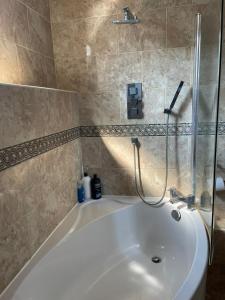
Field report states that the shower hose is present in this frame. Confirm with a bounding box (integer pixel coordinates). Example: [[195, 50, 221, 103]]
[[133, 113, 170, 206]]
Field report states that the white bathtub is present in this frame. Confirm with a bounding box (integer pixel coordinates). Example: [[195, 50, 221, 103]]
[[1, 197, 208, 300]]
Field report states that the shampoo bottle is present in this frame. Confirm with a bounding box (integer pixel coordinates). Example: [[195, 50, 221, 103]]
[[82, 172, 91, 200], [91, 174, 102, 200]]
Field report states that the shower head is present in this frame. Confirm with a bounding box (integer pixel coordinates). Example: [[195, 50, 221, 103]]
[[112, 7, 140, 25], [164, 81, 184, 114]]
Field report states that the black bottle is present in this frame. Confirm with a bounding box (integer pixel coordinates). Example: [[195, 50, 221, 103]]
[[91, 174, 102, 200]]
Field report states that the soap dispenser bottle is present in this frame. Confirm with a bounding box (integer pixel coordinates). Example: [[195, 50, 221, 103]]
[[91, 174, 102, 200]]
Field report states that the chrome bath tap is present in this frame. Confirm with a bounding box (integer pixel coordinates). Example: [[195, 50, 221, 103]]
[[169, 187, 195, 209]]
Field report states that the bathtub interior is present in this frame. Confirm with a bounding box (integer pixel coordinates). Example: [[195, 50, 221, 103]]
[[11, 201, 198, 300]]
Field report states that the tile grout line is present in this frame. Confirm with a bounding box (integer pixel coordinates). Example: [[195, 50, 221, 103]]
[[16, 0, 51, 24], [0, 35, 54, 61], [49, 3, 197, 24]]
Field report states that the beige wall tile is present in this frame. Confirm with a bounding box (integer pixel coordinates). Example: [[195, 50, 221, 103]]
[[101, 137, 134, 169], [0, 84, 80, 149], [55, 54, 88, 91], [138, 136, 190, 171], [28, 8, 54, 57], [134, 168, 167, 197], [46, 89, 80, 133], [13, 1, 30, 48], [139, 136, 166, 169], [50, 0, 75, 23], [114, 0, 142, 13], [166, 47, 192, 87], [71, 92, 81, 127], [80, 90, 121, 125], [0, 0, 56, 88], [167, 3, 216, 48], [91, 0, 116, 17], [17, 46, 47, 86], [50, 0, 92, 22], [90, 16, 118, 56], [101, 167, 135, 196], [167, 5, 196, 48], [0, 0, 15, 41], [50, 0, 115, 22], [87, 52, 142, 92], [118, 8, 166, 52], [0, 215, 32, 292], [0, 39, 21, 84], [51, 21, 77, 58], [141, 0, 191, 9], [0, 85, 48, 148], [141, 46, 191, 94], [81, 138, 102, 169], [142, 49, 167, 88], [45, 58, 57, 88], [0, 140, 82, 292], [20, 0, 50, 19], [67, 16, 119, 58]]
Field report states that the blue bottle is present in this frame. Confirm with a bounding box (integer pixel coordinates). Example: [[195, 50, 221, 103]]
[[77, 181, 85, 203]]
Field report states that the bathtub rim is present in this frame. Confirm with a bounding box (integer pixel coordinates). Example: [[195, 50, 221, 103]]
[[174, 207, 209, 300]]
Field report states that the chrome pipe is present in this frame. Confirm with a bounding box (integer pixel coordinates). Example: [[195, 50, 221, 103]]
[[112, 19, 140, 25], [192, 13, 202, 199]]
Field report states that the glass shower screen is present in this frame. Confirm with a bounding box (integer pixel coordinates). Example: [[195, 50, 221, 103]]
[[193, 0, 223, 262]]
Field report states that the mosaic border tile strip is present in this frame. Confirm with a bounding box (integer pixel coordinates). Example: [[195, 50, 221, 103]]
[[0, 122, 224, 172], [218, 122, 225, 135], [0, 127, 80, 172], [80, 123, 193, 137], [80, 122, 224, 137]]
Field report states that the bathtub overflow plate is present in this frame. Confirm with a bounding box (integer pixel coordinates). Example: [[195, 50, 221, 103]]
[[152, 256, 161, 264]]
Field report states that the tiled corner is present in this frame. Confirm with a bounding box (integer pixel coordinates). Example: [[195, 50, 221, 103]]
[[0, 140, 81, 292]]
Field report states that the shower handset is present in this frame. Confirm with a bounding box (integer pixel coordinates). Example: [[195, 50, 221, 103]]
[[164, 81, 184, 114]]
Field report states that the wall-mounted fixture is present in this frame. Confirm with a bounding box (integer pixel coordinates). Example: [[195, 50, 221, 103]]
[[112, 7, 140, 25], [127, 83, 143, 119]]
